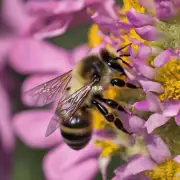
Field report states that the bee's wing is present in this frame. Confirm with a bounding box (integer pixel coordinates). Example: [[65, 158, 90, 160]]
[[45, 79, 96, 137], [25, 70, 72, 106]]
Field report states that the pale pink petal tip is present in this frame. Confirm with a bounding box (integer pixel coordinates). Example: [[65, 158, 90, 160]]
[[146, 134, 171, 164], [144, 113, 170, 133]]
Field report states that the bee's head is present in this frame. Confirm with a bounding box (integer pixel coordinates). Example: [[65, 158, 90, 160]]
[[78, 55, 109, 81]]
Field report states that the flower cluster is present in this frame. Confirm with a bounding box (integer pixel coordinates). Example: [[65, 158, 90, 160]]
[[2, 0, 180, 180]]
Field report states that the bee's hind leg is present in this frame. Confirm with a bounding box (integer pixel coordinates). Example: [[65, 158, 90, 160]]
[[91, 98, 130, 134]]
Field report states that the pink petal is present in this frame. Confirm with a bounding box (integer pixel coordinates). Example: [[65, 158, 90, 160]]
[[134, 92, 162, 112], [153, 49, 175, 67], [136, 25, 160, 41], [26, 0, 84, 15], [155, 0, 177, 20], [136, 43, 152, 60], [136, 64, 156, 79], [0, 84, 14, 151], [174, 155, 180, 164], [128, 116, 145, 134], [2, 0, 34, 34], [115, 155, 155, 178], [71, 44, 89, 64], [144, 113, 170, 133], [138, 0, 155, 10], [127, 8, 155, 27], [0, 37, 13, 70], [163, 101, 180, 117], [9, 38, 72, 74], [13, 110, 61, 148], [145, 134, 171, 164], [134, 100, 149, 111], [43, 143, 100, 180], [175, 112, 180, 126], [139, 80, 163, 93], [31, 15, 72, 39], [54, 0, 85, 14], [173, 0, 180, 6]]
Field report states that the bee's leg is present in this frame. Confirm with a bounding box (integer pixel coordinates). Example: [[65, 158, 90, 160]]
[[91, 99, 130, 134], [110, 78, 138, 89], [94, 95, 130, 114], [112, 57, 132, 68]]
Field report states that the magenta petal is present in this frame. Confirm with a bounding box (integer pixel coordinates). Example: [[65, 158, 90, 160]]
[[13, 110, 61, 148], [139, 80, 163, 93], [144, 113, 170, 133], [175, 112, 180, 126], [9, 38, 72, 74], [0, 84, 14, 151], [43, 143, 100, 180], [153, 49, 175, 67], [136, 25, 160, 41], [115, 155, 155, 178], [163, 101, 180, 117], [127, 9, 155, 27], [145, 134, 171, 164]]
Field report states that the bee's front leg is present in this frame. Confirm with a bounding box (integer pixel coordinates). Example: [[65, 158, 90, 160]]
[[111, 78, 138, 89]]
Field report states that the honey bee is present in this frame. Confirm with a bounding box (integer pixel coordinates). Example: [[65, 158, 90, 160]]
[[26, 44, 137, 150]]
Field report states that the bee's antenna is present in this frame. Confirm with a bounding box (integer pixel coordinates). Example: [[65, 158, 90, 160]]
[[116, 43, 132, 53]]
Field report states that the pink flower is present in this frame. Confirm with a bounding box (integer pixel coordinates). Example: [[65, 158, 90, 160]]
[[0, 83, 14, 180], [139, 0, 179, 20], [21, 0, 115, 39], [129, 43, 180, 133], [12, 40, 101, 180], [113, 115, 174, 180], [113, 138, 179, 180]]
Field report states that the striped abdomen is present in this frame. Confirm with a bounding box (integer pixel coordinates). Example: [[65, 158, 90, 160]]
[[60, 111, 92, 150]]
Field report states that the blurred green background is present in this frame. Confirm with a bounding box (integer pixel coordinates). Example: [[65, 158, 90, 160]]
[[12, 1, 125, 179]]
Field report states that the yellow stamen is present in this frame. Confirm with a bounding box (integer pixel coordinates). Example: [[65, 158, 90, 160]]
[[92, 109, 106, 130], [88, 24, 103, 48], [122, 0, 145, 13], [145, 159, 180, 180], [95, 140, 120, 157], [154, 59, 180, 101]]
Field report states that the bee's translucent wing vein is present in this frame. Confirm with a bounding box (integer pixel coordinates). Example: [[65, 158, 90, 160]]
[[25, 70, 72, 106], [45, 80, 96, 137]]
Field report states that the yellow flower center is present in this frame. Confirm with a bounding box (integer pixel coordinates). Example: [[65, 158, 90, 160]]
[[122, 0, 145, 13], [88, 24, 103, 48], [145, 159, 180, 180], [154, 59, 180, 101], [95, 140, 120, 157]]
